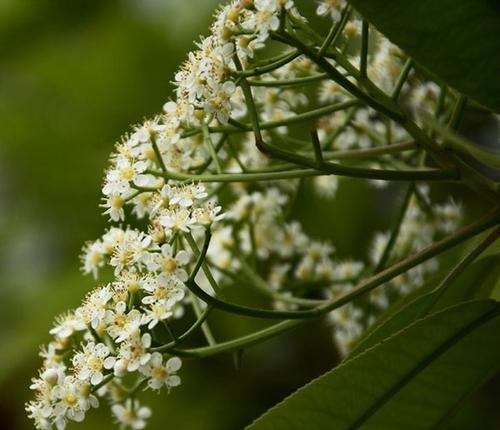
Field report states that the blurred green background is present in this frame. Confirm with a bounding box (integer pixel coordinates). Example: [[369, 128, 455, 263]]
[[0, 1, 498, 429]]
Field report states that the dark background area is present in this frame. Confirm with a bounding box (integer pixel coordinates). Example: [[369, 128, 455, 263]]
[[0, 1, 498, 429]]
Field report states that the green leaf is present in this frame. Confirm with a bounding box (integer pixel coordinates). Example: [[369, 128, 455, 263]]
[[476, 239, 500, 262], [347, 0, 500, 113], [247, 301, 500, 430], [349, 291, 442, 359], [421, 116, 500, 173], [351, 254, 500, 357]]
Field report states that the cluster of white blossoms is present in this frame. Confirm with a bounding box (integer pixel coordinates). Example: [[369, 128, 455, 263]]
[[330, 189, 461, 355], [28, 0, 466, 428]]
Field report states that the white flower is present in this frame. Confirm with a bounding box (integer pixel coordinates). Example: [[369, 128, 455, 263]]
[[318, 80, 348, 104], [116, 333, 152, 373], [313, 175, 339, 199], [101, 192, 126, 222], [40, 343, 64, 369], [112, 399, 152, 430], [103, 157, 148, 196], [276, 221, 309, 257], [101, 227, 126, 253], [332, 260, 364, 281], [109, 230, 154, 275], [159, 208, 195, 233], [268, 263, 290, 289], [306, 241, 335, 261], [72, 342, 113, 386], [170, 183, 208, 208], [204, 80, 237, 124], [369, 286, 389, 309], [145, 244, 190, 281], [207, 225, 236, 270], [140, 353, 182, 391], [192, 201, 224, 227], [51, 376, 98, 429], [435, 200, 462, 233], [105, 301, 144, 343], [316, 259, 336, 281], [250, 0, 282, 40], [76, 285, 113, 329], [143, 301, 174, 329], [49, 313, 86, 339], [329, 303, 364, 356], [316, 0, 346, 22], [228, 194, 254, 221], [369, 231, 389, 265], [80, 241, 106, 279], [26, 401, 52, 430], [36, 366, 65, 389], [116, 271, 146, 295], [131, 191, 155, 219], [142, 274, 185, 307], [294, 255, 315, 280]]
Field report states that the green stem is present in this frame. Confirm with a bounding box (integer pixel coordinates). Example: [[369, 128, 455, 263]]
[[172, 207, 500, 358], [319, 5, 351, 55], [310, 129, 324, 165], [375, 183, 414, 272], [221, 140, 417, 175], [182, 99, 360, 138], [183, 232, 218, 346], [226, 137, 248, 172], [162, 320, 177, 341], [91, 373, 114, 392], [247, 221, 258, 269], [236, 60, 457, 182], [276, 30, 471, 181], [151, 305, 213, 353], [185, 232, 223, 295], [202, 124, 222, 173], [423, 226, 500, 315], [305, 140, 417, 160], [247, 73, 328, 88], [323, 106, 357, 149], [152, 150, 455, 184], [271, 31, 404, 122], [238, 259, 324, 307], [391, 58, 413, 101], [359, 20, 369, 80], [151, 133, 168, 173], [173, 319, 305, 358], [288, 12, 323, 43], [182, 208, 500, 321], [150, 167, 317, 182], [448, 95, 467, 130], [257, 142, 456, 181], [189, 292, 215, 346], [233, 49, 300, 78], [191, 135, 227, 174]]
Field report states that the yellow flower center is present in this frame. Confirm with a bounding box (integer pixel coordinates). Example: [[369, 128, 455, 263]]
[[64, 393, 78, 407], [89, 251, 103, 265], [162, 257, 177, 273], [154, 287, 169, 301], [127, 281, 141, 294], [120, 166, 136, 181], [113, 314, 127, 328], [152, 366, 168, 380], [88, 356, 103, 371]]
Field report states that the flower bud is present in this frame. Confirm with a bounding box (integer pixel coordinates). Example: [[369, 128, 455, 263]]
[[42, 369, 59, 386]]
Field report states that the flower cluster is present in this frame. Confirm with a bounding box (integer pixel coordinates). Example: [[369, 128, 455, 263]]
[[28, 0, 467, 428], [27, 243, 187, 430], [330, 189, 462, 355]]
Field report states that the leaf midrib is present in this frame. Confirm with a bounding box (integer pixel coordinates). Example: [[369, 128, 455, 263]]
[[346, 305, 500, 430]]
